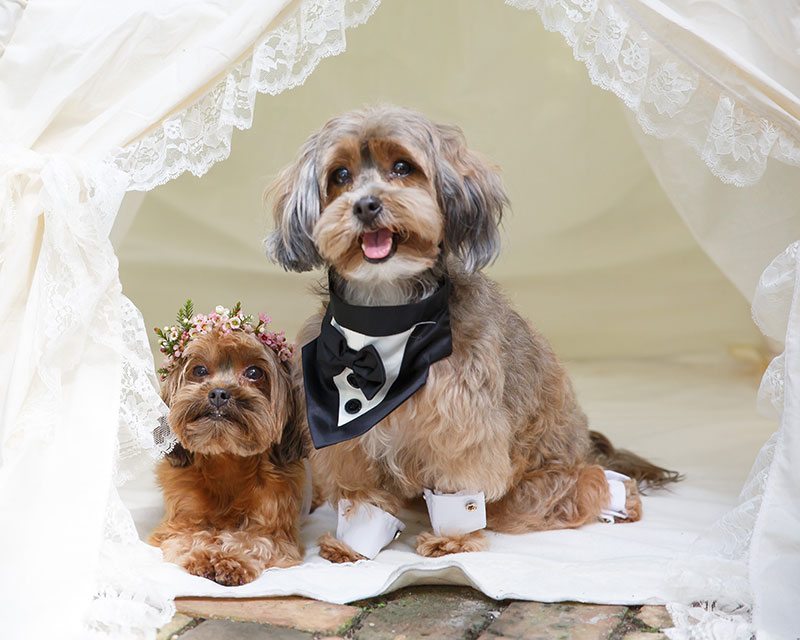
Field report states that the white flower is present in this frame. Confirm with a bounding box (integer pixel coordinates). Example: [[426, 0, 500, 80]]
[[230, 316, 242, 329]]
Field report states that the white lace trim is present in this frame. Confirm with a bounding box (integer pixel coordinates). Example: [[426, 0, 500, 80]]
[[663, 242, 797, 639], [507, 0, 800, 187], [114, 296, 175, 486], [113, 0, 381, 191]]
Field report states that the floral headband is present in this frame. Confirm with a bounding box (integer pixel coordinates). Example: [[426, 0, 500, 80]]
[[154, 300, 294, 380]]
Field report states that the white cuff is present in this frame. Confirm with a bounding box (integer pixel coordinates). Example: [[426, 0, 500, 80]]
[[600, 470, 630, 523], [423, 488, 486, 536], [336, 500, 405, 559]]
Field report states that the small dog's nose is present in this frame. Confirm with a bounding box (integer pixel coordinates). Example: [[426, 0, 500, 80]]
[[353, 195, 382, 223], [208, 388, 230, 408]]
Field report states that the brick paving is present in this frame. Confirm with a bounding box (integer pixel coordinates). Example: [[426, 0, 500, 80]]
[[158, 587, 673, 640]]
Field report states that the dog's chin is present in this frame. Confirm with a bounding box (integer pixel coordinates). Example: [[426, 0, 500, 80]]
[[176, 415, 270, 457]]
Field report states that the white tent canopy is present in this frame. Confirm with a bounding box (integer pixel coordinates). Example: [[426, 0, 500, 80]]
[[1, 1, 799, 639]]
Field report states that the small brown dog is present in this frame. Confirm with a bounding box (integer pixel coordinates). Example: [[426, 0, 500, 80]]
[[148, 303, 306, 585], [266, 105, 679, 562]]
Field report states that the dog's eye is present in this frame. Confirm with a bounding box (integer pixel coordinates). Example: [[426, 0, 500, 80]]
[[192, 365, 208, 377], [391, 161, 413, 177], [331, 167, 352, 186], [244, 366, 264, 381]]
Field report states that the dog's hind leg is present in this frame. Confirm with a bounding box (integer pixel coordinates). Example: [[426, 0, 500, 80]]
[[486, 464, 620, 533]]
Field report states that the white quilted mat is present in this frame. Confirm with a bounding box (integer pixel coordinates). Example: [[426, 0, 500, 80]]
[[124, 357, 773, 604]]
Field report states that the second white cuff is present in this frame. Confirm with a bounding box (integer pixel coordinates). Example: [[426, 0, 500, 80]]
[[600, 469, 631, 523], [423, 488, 487, 536], [336, 500, 405, 559]]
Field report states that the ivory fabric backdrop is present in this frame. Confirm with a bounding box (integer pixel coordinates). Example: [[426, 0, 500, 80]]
[[115, 0, 761, 360], [3, 0, 797, 638]]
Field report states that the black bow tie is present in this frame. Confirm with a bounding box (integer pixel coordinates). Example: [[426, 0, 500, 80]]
[[317, 323, 386, 400]]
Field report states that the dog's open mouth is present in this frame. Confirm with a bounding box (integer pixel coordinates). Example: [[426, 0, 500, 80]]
[[361, 228, 397, 263]]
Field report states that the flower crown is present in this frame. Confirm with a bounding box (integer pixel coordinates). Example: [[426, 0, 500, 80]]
[[154, 300, 294, 380]]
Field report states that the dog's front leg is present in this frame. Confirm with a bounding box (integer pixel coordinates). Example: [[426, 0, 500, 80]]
[[318, 488, 404, 563], [415, 488, 489, 557], [155, 529, 221, 582], [211, 530, 303, 586], [416, 530, 488, 557], [312, 446, 405, 563]]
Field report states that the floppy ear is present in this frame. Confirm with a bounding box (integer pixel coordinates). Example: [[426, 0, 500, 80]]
[[159, 364, 185, 408], [434, 124, 507, 273], [267, 360, 307, 466], [159, 364, 194, 467], [264, 133, 324, 272]]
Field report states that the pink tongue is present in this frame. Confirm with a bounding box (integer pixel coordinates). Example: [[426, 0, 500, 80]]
[[361, 229, 394, 260]]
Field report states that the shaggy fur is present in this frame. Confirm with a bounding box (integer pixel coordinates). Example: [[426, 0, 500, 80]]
[[266, 105, 679, 561], [149, 331, 306, 585]]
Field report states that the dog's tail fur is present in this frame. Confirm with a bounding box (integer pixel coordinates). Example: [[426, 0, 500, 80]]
[[588, 431, 682, 490]]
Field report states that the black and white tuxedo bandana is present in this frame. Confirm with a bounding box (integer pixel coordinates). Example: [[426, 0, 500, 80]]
[[302, 280, 453, 449]]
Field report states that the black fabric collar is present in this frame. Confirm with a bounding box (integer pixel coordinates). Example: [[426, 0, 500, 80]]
[[303, 278, 453, 449], [328, 278, 451, 336]]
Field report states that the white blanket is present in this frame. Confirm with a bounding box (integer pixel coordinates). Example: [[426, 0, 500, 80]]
[[124, 357, 773, 604]]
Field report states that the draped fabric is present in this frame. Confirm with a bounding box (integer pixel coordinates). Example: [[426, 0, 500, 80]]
[[1, 1, 798, 639], [0, 1, 379, 637]]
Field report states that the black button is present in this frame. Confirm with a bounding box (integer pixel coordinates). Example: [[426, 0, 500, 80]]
[[346, 373, 359, 388], [344, 399, 362, 414]]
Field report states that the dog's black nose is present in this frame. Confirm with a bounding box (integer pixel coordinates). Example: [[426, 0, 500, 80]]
[[208, 388, 230, 408], [353, 195, 382, 223]]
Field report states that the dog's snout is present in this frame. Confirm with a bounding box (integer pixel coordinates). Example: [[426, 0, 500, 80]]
[[208, 388, 230, 408], [353, 195, 382, 224]]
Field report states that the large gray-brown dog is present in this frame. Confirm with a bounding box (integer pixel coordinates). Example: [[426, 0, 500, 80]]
[[266, 105, 678, 561]]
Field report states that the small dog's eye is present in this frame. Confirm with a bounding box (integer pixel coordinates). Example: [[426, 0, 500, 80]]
[[244, 366, 264, 381], [391, 161, 413, 177], [193, 365, 208, 377], [331, 167, 352, 186]]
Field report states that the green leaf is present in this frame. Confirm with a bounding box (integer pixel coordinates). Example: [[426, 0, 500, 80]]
[[177, 299, 194, 324]]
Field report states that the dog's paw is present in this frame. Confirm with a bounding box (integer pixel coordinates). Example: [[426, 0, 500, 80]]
[[211, 554, 259, 586], [182, 548, 219, 582], [617, 479, 643, 523], [415, 530, 488, 557], [317, 532, 366, 563]]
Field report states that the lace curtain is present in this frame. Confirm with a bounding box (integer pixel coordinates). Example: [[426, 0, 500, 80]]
[[0, 1, 379, 638], [501, 2, 800, 637], [507, 0, 800, 188], [1, 0, 798, 638]]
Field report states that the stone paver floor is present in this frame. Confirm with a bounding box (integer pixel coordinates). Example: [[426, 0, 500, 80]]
[[158, 587, 672, 640]]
